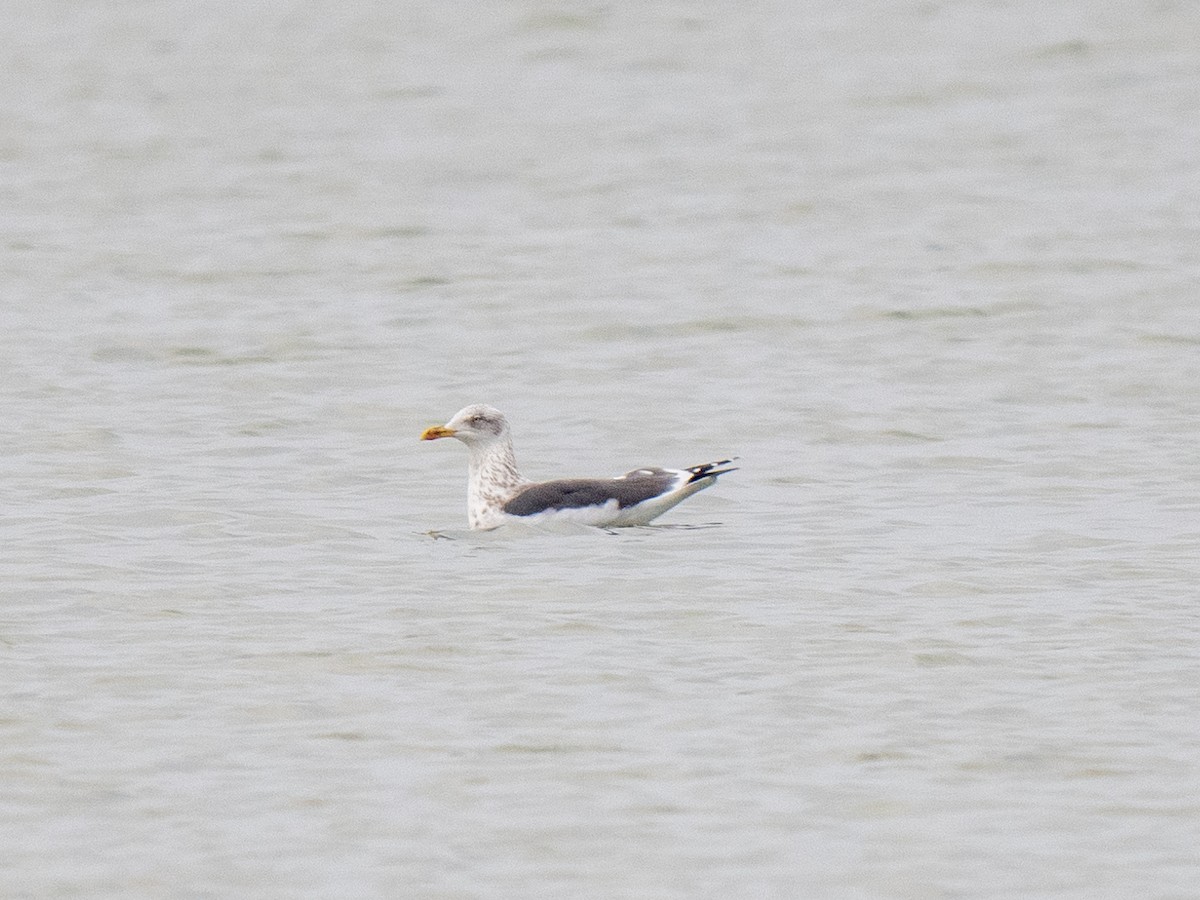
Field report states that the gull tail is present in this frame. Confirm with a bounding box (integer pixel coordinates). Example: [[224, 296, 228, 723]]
[[685, 458, 739, 484]]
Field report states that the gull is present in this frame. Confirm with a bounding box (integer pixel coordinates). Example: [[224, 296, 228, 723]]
[[420, 404, 735, 530]]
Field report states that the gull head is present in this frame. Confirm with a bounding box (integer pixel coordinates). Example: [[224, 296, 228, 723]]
[[420, 404, 510, 447]]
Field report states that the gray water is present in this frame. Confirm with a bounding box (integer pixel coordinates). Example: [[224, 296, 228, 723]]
[[4, 1, 1200, 897]]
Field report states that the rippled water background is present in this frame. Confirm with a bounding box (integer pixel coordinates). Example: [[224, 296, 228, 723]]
[[4, 2, 1200, 897]]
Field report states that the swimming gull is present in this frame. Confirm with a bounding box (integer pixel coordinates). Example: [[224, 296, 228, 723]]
[[420, 404, 736, 530]]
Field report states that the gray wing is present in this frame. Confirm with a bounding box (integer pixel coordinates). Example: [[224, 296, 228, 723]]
[[502, 472, 677, 517]]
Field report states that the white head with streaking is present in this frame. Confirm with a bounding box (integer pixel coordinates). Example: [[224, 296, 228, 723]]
[[420, 404, 512, 447], [420, 405, 528, 529], [421, 404, 736, 531]]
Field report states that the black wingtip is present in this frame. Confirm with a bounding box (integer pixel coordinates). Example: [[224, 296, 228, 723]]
[[685, 458, 739, 483]]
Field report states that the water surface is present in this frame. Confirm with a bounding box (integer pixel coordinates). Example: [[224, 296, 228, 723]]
[[4, 2, 1199, 897]]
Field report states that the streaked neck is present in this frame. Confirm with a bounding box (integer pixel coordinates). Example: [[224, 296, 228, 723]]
[[466, 437, 528, 523]]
